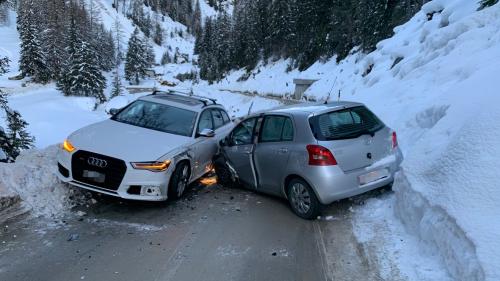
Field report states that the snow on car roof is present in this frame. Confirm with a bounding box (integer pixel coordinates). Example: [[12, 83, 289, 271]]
[[268, 101, 364, 115]]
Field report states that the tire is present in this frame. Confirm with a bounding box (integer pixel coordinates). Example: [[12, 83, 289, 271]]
[[287, 178, 321, 220], [168, 162, 190, 200], [214, 157, 237, 188]]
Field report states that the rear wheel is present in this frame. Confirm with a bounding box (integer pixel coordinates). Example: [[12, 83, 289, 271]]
[[168, 162, 190, 200], [287, 178, 321, 220], [214, 157, 237, 188]]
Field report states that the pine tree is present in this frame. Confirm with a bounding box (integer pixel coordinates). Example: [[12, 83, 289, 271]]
[[268, 0, 292, 57], [17, 2, 50, 83], [327, 0, 357, 61], [125, 28, 148, 84], [153, 21, 163, 45], [145, 39, 156, 66], [67, 41, 107, 104], [44, 0, 66, 79], [192, 0, 202, 38], [111, 71, 123, 98], [3, 109, 35, 161], [160, 51, 171, 65], [111, 17, 124, 98], [0, 56, 8, 75], [57, 14, 80, 96]]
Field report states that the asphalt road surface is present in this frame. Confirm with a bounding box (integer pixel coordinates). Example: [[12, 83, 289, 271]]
[[0, 177, 385, 281]]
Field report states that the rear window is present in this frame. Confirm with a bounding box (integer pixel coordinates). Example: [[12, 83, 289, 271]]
[[309, 106, 384, 141]]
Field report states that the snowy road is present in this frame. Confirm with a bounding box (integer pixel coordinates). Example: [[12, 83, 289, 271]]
[[0, 179, 391, 281]]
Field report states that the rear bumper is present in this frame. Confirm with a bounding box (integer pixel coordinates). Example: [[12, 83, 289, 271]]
[[56, 149, 171, 201], [301, 149, 403, 205]]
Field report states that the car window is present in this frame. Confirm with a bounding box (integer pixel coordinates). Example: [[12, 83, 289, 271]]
[[221, 110, 230, 124], [282, 118, 294, 141], [112, 100, 197, 137], [309, 106, 384, 141], [212, 109, 224, 129], [231, 118, 257, 145], [198, 110, 214, 133], [260, 116, 294, 143]]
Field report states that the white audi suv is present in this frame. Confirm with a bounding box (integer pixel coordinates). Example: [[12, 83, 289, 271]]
[[56, 91, 234, 201]]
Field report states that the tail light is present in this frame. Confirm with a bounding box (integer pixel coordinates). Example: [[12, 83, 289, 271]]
[[392, 132, 398, 149], [306, 145, 337, 166]]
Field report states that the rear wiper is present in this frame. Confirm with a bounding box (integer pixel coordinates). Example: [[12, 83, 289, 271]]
[[325, 129, 375, 141]]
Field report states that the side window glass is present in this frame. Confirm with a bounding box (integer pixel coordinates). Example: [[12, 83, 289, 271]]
[[198, 110, 213, 133], [212, 109, 224, 129], [221, 110, 230, 124], [260, 116, 285, 142], [282, 118, 294, 141], [350, 111, 362, 124], [231, 118, 256, 145]]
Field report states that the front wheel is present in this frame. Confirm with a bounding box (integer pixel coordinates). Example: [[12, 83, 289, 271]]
[[287, 178, 321, 220], [214, 157, 237, 188], [168, 162, 190, 200]]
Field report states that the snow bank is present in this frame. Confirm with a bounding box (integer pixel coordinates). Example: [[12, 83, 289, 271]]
[[207, 1, 500, 280], [0, 146, 85, 218], [354, 195, 452, 281]]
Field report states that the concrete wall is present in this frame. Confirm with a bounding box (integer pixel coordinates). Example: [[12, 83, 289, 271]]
[[293, 79, 318, 100]]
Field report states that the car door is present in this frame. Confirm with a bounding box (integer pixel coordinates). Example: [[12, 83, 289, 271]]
[[223, 117, 259, 189], [253, 115, 294, 195], [192, 109, 215, 179], [212, 108, 233, 141]]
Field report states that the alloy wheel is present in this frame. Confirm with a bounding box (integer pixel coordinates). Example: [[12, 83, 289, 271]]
[[290, 182, 311, 215], [177, 165, 189, 197]]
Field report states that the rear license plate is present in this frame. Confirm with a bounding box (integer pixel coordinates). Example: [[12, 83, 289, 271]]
[[358, 168, 389, 186], [82, 170, 106, 183]]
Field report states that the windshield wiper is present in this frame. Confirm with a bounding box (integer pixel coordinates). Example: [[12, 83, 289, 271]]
[[325, 129, 375, 141]]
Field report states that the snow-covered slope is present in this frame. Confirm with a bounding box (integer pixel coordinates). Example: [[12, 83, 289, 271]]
[[207, 1, 500, 280], [0, 0, 198, 147]]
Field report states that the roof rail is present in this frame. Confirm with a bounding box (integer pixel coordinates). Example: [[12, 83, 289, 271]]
[[152, 90, 217, 106]]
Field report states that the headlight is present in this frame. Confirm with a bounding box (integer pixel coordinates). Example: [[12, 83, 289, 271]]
[[62, 139, 76, 152], [131, 160, 171, 172]]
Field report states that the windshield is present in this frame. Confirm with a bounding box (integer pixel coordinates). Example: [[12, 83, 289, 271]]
[[112, 100, 197, 137], [309, 106, 385, 141]]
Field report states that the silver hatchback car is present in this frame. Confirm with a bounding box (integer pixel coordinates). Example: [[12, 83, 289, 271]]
[[214, 101, 403, 219]]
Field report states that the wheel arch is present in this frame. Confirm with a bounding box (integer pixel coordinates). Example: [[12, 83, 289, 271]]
[[283, 174, 321, 201]]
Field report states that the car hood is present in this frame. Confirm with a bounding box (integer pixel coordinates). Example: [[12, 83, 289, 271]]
[[69, 119, 192, 162]]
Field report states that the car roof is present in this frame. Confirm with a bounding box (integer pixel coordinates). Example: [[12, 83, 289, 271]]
[[251, 101, 365, 118], [138, 91, 225, 112]]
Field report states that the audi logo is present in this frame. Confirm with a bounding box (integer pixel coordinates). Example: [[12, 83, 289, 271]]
[[87, 157, 108, 168]]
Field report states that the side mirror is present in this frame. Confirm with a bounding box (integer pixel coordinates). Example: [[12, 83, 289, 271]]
[[109, 108, 120, 116], [220, 136, 228, 147], [198, 128, 215, 138]]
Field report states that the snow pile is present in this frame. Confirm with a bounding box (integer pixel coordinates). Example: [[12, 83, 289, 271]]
[[0, 146, 85, 218], [393, 65, 500, 281], [354, 196, 452, 281], [206, 1, 500, 280]]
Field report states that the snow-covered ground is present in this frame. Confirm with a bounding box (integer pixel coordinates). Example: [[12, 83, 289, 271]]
[[1, 0, 499, 280], [353, 195, 453, 281]]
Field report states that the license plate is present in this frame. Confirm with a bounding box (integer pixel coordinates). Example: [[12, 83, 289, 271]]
[[358, 168, 389, 186], [83, 170, 106, 183]]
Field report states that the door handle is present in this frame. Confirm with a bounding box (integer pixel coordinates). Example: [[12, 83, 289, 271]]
[[278, 148, 289, 154]]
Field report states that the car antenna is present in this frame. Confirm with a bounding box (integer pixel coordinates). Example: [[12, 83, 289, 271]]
[[338, 89, 342, 102], [247, 102, 254, 116], [325, 76, 338, 104]]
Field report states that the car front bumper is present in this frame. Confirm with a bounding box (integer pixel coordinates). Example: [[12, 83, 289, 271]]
[[56, 149, 172, 201]]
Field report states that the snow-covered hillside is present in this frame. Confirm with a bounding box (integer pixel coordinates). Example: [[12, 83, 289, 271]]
[[199, 1, 500, 280]]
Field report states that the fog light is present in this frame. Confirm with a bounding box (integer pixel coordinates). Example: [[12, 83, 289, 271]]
[[141, 185, 162, 196]]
